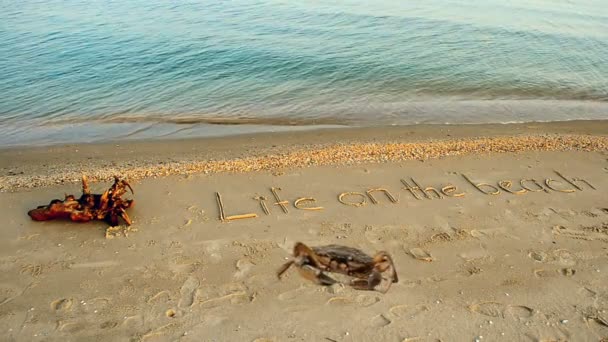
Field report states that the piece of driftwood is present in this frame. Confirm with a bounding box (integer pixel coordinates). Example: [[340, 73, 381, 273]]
[[28, 175, 135, 226]]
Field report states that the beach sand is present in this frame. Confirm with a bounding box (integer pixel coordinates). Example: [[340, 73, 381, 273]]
[[1, 121, 608, 341]]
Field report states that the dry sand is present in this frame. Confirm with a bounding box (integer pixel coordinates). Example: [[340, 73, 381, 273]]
[[1, 121, 608, 341]]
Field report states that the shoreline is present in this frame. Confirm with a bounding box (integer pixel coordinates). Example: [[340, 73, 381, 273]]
[[3, 100, 608, 147], [1, 120, 607, 191]]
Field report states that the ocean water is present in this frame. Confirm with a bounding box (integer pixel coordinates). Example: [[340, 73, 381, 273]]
[[1, 0, 607, 146]]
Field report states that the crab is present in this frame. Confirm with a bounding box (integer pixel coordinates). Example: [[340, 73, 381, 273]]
[[277, 242, 398, 293], [28, 175, 134, 226]]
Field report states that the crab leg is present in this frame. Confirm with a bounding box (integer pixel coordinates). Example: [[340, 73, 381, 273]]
[[278, 242, 338, 285], [350, 270, 384, 291], [373, 252, 399, 283], [293, 242, 324, 268], [276, 260, 294, 279], [297, 265, 338, 286], [277, 242, 324, 279]]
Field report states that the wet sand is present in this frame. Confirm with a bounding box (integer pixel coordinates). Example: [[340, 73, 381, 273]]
[[1, 120, 608, 190], [1, 121, 607, 341]]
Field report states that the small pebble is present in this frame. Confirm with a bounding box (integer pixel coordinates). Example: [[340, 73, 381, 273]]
[[561, 319, 568, 324]]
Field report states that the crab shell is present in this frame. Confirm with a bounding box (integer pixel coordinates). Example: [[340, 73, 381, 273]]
[[277, 242, 398, 293]]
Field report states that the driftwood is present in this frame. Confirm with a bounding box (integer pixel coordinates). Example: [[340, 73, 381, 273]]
[[28, 175, 135, 226]]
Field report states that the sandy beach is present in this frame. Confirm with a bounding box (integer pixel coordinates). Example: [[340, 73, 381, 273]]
[[1, 121, 608, 341]]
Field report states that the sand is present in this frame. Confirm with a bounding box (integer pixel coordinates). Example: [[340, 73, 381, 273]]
[[1, 121, 608, 341]]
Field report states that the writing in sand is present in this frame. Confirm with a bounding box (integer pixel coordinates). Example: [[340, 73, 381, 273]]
[[215, 171, 597, 222]]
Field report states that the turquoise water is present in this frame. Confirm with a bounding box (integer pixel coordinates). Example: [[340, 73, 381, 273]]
[[1, 0, 607, 146]]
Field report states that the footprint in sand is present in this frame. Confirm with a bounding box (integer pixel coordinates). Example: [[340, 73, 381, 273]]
[[560, 268, 576, 277], [469, 302, 534, 319], [178, 276, 199, 308], [169, 255, 202, 274], [529, 251, 547, 262], [534, 264, 577, 278], [234, 258, 255, 279], [506, 305, 534, 319], [278, 287, 306, 301], [122, 315, 144, 330], [326, 294, 380, 307], [389, 304, 429, 318], [147, 290, 171, 304], [100, 321, 119, 329], [51, 298, 73, 312], [57, 320, 86, 333], [370, 314, 391, 327], [534, 269, 558, 278], [552, 249, 576, 267], [409, 248, 434, 262], [468, 302, 505, 318], [198, 291, 250, 308], [196, 283, 250, 308], [140, 322, 179, 341]]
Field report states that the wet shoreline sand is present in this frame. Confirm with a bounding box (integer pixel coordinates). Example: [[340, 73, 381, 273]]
[[1, 120, 608, 191]]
